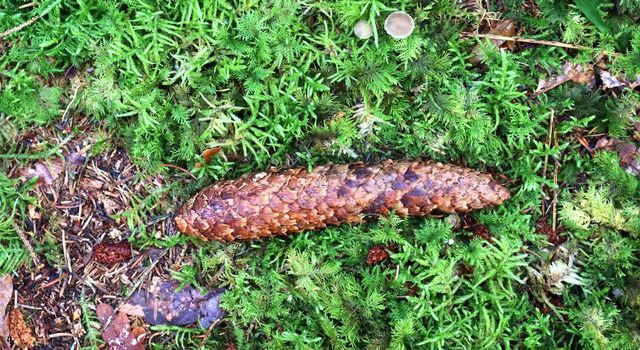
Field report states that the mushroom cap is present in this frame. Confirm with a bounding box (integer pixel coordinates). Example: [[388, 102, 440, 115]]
[[384, 11, 414, 39], [353, 20, 373, 39]]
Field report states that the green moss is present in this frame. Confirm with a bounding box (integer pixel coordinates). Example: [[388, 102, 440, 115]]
[[2, 0, 640, 348]]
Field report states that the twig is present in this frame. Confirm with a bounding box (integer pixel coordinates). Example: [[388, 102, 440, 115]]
[[461, 32, 591, 50], [541, 110, 554, 215], [159, 163, 197, 179], [552, 125, 559, 233], [61, 80, 81, 120], [61, 226, 73, 282], [12, 221, 40, 268], [198, 319, 222, 350], [0, 15, 40, 40]]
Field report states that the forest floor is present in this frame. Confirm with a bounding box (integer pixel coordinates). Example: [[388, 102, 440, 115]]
[[1, 0, 640, 349]]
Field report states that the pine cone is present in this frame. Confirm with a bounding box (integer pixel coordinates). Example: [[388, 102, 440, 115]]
[[175, 160, 510, 242]]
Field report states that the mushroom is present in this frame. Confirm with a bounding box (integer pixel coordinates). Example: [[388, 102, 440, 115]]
[[384, 11, 414, 39], [353, 20, 373, 39]]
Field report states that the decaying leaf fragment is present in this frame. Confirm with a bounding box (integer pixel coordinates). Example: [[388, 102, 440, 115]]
[[0, 275, 12, 343], [469, 20, 517, 65], [535, 62, 640, 96], [595, 137, 640, 176], [120, 279, 224, 328], [96, 303, 146, 350], [175, 160, 510, 242], [534, 62, 596, 95]]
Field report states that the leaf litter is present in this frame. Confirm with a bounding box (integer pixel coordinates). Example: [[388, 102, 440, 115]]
[[0, 275, 12, 344], [3, 116, 196, 348], [120, 278, 225, 329], [96, 303, 146, 350]]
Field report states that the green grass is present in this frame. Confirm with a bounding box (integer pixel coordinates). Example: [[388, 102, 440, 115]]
[[2, 0, 640, 349]]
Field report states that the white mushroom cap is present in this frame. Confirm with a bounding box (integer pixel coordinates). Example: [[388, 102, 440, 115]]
[[353, 20, 373, 39], [384, 11, 414, 39]]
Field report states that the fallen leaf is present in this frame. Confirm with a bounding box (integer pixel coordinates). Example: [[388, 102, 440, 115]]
[[7, 309, 36, 348], [617, 142, 640, 176], [595, 137, 618, 151], [79, 177, 104, 191], [121, 279, 225, 329], [536, 63, 640, 96], [469, 20, 517, 64], [594, 138, 640, 176], [20, 158, 64, 186], [0, 275, 12, 342], [534, 63, 596, 95], [600, 70, 626, 89], [92, 242, 132, 266], [600, 70, 640, 90], [96, 303, 145, 350]]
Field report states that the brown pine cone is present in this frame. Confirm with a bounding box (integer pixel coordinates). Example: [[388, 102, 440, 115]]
[[175, 160, 510, 242]]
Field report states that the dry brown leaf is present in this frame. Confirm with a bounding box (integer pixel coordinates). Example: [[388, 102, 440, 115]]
[[96, 303, 145, 350], [618, 142, 640, 176], [535, 63, 596, 95], [7, 309, 36, 348], [536, 63, 640, 96], [594, 137, 640, 176], [469, 20, 517, 64], [0, 275, 12, 342]]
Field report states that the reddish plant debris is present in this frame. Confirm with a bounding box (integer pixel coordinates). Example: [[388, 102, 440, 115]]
[[92, 242, 132, 266], [0, 275, 13, 342], [226, 342, 238, 350], [523, 0, 540, 16], [469, 224, 493, 243], [366, 245, 389, 266], [532, 294, 564, 315], [536, 219, 567, 245], [618, 142, 640, 176], [120, 279, 225, 328], [595, 137, 618, 151], [455, 263, 475, 280], [195, 147, 222, 168], [96, 303, 146, 350], [7, 309, 36, 348], [405, 282, 419, 297]]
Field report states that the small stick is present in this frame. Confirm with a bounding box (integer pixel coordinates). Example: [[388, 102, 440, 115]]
[[0, 15, 40, 40], [61, 226, 74, 290], [61, 80, 81, 120], [461, 32, 591, 50], [541, 110, 554, 215], [159, 163, 197, 179], [198, 319, 222, 350], [552, 127, 559, 233]]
